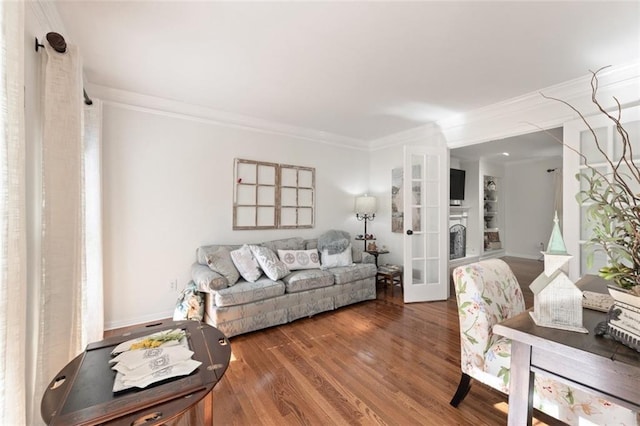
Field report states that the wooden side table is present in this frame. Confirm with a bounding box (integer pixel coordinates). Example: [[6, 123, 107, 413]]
[[41, 320, 230, 426], [377, 265, 403, 295], [366, 249, 389, 267]]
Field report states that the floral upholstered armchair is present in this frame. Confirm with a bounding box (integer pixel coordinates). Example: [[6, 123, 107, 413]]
[[451, 259, 638, 426]]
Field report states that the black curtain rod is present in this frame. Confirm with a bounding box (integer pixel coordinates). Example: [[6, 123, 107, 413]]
[[35, 32, 93, 106]]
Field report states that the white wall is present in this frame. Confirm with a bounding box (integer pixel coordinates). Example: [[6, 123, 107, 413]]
[[101, 103, 370, 329], [453, 156, 563, 261], [368, 145, 403, 265], [504, 157, 563, 259]]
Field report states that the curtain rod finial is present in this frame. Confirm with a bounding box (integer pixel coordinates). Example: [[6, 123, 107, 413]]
[[35, 37, 45, 52]]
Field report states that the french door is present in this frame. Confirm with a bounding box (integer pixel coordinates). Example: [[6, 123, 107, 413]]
[[403, 145, 449, 302]]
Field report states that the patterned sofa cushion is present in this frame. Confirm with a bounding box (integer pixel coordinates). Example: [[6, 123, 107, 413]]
[[282, 269, 334, 293], [191, 262, 228, 292], [330, 263, 377, 285], [261, 237, 305, 253], [213, 277, 285, 307], [308, 238, 372, 264], [196, 244, 241, 265]]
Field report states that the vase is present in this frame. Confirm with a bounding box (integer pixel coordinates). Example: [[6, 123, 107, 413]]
[[606, 285, 640, 352]]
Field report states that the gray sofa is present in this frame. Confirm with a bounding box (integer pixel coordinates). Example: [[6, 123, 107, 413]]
[[191, 235, 377, 337]]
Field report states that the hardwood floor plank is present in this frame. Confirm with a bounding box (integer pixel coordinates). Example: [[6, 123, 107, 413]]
[[108, 257, 557, 425]]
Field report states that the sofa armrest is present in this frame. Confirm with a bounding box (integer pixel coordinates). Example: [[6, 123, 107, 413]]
[[191, 262, 228, 292], [361, 252, 375, 264], [351, 245, 375, 264]]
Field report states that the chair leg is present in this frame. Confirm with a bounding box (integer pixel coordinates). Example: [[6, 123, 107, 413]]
[[450, 373, 472, 407]]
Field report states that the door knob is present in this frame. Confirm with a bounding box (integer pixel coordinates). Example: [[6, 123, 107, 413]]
[[406, 230, 413, 235]]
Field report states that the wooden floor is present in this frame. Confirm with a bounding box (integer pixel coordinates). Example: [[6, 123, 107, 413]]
[[112, 257, 564, 425]]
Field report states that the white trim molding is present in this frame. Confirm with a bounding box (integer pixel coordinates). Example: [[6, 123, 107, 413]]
[[88, 84, 371, 151], [365, 63, 639, 152], [439, 63, 640, 149], [368, 122, 442, 150]]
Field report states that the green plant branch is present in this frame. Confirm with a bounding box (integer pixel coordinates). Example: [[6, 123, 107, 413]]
[[536, 67, 640, 289]]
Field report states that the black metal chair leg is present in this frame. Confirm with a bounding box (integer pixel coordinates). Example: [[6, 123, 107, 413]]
[[450, 373, 472, 407]]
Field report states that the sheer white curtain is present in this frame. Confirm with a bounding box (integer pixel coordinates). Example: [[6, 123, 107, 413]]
[[82, 100, 104, 344], [35, 41, 86, 411], [1, 7, 103, 423], [31, 40, 105, 420], [0, 2, 27, 425]]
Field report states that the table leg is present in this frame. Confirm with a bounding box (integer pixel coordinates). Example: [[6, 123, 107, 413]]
[[508, 341, 534, 426]]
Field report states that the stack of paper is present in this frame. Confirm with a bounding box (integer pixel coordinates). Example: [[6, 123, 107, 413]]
[[110, 329, 201, 392]]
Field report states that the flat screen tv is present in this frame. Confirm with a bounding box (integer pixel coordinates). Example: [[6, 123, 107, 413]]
[[450, 168, 466, 206]]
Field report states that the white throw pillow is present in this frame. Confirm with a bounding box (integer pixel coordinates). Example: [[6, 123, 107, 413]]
[[278, 249, 321, 270], [230, 245, 262, 282], [320, 244, 353, 269], [249, 245, 290, 281]]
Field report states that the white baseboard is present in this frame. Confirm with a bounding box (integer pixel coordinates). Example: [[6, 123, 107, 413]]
[[105, 310, 173, 331]]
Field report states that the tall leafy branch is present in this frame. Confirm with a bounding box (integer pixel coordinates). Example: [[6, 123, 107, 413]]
[[542, 66, 640, 291]]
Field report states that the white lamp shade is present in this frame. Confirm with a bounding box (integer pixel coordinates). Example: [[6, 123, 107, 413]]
[[354, 195, 377, 214]]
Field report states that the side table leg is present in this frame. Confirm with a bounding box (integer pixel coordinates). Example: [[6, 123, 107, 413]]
[[508, 341, 534, 426]]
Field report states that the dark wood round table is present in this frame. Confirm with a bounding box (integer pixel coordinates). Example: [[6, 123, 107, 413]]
[[41, 320, 230, 425]]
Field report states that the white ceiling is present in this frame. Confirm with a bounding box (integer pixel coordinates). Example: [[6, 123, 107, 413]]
[[53, 1, 640, 143]]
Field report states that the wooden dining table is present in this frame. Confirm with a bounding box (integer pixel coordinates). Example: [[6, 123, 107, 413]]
[[494, 275, 640, 426]]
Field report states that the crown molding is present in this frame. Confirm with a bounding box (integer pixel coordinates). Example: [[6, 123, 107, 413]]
[[365, 63, 639, 152], [87, 84, 370, 151], [439, 63, 640, 148], [368, 122, 441, 151]]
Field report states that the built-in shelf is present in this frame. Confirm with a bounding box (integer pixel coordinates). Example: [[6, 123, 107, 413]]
[[483, 175, 502, 253], [450, 206, 470, 219]]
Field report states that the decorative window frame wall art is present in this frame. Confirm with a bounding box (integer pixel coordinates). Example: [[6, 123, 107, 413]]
[[233, 158, 315, 230]]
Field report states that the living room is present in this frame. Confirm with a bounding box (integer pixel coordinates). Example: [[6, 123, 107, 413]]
[[4, 1, 640, 425]]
